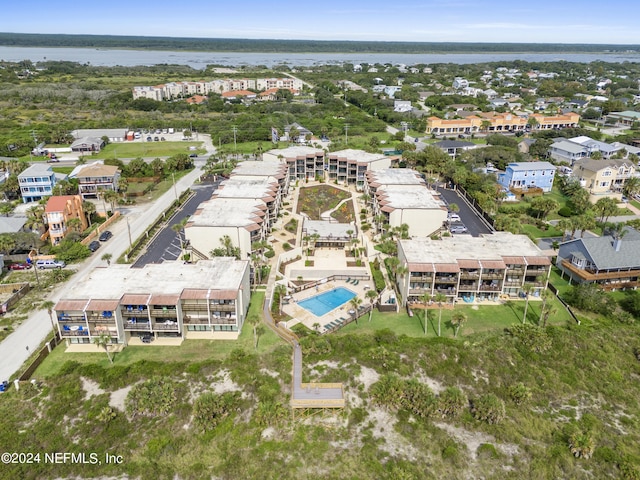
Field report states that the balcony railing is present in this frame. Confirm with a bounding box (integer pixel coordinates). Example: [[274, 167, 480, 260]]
[[153, 322, 180, 331], [460, 272, 480, 279], [58, 315, 85, 323], [458, 283, 478, 290], [209, 303, 235, 312], [124, 322, 152, 331], [481, 273, 504, 280], [150, 308, 177, 317], [435, 288, 456, 295], [479, 285, 501, 291], [434, 276, 458, 284], [60, 329, 89, 336]]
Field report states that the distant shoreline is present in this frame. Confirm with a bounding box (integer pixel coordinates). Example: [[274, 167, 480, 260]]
[[0, 32, 637, 55]]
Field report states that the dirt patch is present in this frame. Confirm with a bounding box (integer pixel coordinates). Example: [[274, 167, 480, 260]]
[[80, 376, 106, 400], [109, 385, 133, 412], [209, 369, 244, 396], [435, 422, 520, 460], [369, 407, 420, 461]]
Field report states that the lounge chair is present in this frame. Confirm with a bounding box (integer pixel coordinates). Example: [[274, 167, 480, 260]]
[[345, 277, 351, 284], [353, 280, 359, 286]]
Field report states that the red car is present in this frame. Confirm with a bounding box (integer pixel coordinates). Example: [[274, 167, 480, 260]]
[[8, 263, 32, 271]]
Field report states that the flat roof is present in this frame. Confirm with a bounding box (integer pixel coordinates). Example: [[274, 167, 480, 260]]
[[214, 177, 278, 200], [507, 162, 556, 171], [266, 146, 323, 158], [400, 232, 548, 265], [68, 259, 248, 300], [329, 149, 387, 163], [366, 168, 424, 186], [188, 197, 266, 228], [377, 186, 445, 210], [302, 220, 353, 239], [232, 160, 286, 178]]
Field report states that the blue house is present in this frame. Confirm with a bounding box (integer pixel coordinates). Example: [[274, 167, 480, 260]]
[[18, 164, 57, 203], [498, 162, 556, 193]]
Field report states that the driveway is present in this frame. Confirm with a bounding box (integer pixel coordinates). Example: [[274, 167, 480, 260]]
[[437, 187, 494, 237]]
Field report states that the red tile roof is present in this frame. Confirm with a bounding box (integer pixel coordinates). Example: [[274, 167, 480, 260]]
[[45, 195, 76, 213]]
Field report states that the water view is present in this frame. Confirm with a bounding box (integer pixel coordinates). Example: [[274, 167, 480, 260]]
[[1, 46, 639, 68]]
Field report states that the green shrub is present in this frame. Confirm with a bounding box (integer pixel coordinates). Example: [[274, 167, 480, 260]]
[[282, 243, 292, 251], [477, 443, 499, 459], [508, 382, 532, 405], [264, 249, 275, 259], [438, 387, 468, 418], [370, 261, 386, 292], [507, 323, 552, 353], [193, 392, 239, 432], [471, 394, 506, 424], [558, 206, 573, 217], [125, 376, 177, 417]]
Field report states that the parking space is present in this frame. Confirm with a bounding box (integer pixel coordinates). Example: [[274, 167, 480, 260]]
[[437, 188, 494, 237]]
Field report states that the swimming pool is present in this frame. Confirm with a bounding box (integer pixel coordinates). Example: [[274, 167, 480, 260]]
[[298, 287, 357, 317]]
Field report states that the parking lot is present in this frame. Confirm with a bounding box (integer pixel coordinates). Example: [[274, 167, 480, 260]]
[[132, 181, 218, 267], [437, 187, 494, 237]]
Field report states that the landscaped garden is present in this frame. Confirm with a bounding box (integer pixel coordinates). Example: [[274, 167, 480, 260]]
[[296, 184, 355, 222]]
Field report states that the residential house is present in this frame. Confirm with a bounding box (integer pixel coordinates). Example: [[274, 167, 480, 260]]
[[44, 195, 87, 245], [54, 258, 251, 349], [452, 77, 469, 89], [549, 140, 590, 164], [572, 158, 636, 202], [221, 90, 257, 101], [18, 164, 56, 203], [498, 162, 556, 193], [73, 162, 120, 200], [433, 140, 477, 157], [327, 149, 391, 189], [397, 233, 551, 305], [70, 137, 105, 153], [285, 123, 313, 142], [606, 110, 640, 127], [556, 227, 640, 290], [518, 138, 536, 154], [364, 168, 448, 237]]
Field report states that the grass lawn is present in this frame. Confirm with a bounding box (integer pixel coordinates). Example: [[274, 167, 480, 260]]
[[51, 166, 75, 175], [337, 296, 573, 339], [520, 223, 563, 238], [631, 199, 640, 210], [91, 141, 205, 159], [297, 185, 353, 220], [545, 186, 572, 220], [548, 266, 573, 297], [33, 292, 286, 378]]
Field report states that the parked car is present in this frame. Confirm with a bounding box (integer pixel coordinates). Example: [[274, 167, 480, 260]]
[[36, 259, 66, 269], [154, 136, 159, 141], [189, 153, 198, 158], [0, 380, 8, 392], [447, 213, 461, 222], [141, 334, 154, 344], [8, 263, 32, 270], [98, 230, 113, 242], [88, 241, 101, 252], [146, 136, 152, 142], [160, 137, 166, 141], [450, 223, 469, 234]]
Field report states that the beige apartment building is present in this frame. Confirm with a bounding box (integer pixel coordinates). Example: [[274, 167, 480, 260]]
[[572, 158, 636, 202], [54, 258, 251, 348]]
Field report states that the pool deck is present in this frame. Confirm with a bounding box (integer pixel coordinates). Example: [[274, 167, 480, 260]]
[[283, 280, 372, 333]]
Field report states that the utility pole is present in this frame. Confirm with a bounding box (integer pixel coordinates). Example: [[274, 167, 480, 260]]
[[126, 216, 133, 252], [232, 125, 238, 158], [172, 171, 178, 201], [344, 124, 350, 145]]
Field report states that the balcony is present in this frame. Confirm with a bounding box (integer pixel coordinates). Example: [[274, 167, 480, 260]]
[[460, 271, 480, 279], [60, 326, 89, 336], [209, 303, 235, 312], [153, 321, 180, 331], [150, 308, 177, 317], [506, 267, 525, 274], [479, 285, 501, 292], [211, 315, 237, 325], [435, 288, 456, 295], [124, 320, 151, 331], [434, 276, 458, 284], [458, 283, 478, 291], [183, 315, 210, 324], [58, 315, 85, 323], [481, 272, 504, 280], [599, 280, 640, 291], [409, 287, 431, 295]]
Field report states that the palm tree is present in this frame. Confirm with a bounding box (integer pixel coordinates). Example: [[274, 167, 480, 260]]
[[171, 218, 188, 253], [521, 283, 534, 324], [623, 176, 640, 199], [312, 322, 321, 333], [451, 311, 467, 337], [349, 296, 363, 324], [103, 190, 119, 216], [448, 203, 460, 214], [82, 201, 96, 227], [594, 197, 618, 224], [556, 218, 572, 241], [274, 284, 287, 316], [434, 292, 447, 337], [93, 333, 113, 364], [247, 312, 261, 350], [569, 431, 595, 459], [420, 292, 431, 334], [0, 234, 16, 256], [41, 300, 56, 335], [366, 289, 378, 322], [101, 253, 112, 266], [66, 217, 83, 234]]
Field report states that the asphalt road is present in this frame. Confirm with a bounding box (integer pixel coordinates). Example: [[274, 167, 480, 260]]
[[437, 187, 494, 237], [133, 181, 218, 267]]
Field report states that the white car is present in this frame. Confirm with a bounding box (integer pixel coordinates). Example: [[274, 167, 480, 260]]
[[447, 213, 461, 222], [450, 224, 468, 234]]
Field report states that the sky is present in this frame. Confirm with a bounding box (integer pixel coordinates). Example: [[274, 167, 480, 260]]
[[1, 0, 639, 45]]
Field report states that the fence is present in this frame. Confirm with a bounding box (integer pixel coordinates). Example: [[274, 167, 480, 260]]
[[18, 334, 61, 381], [547, 282, 580, 324], [0, 282, 30, 314], [81, 211, 121, 246], [321, 303, 374, 334], [289, 274, 370, 294], [455, 185, 496, 230]]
